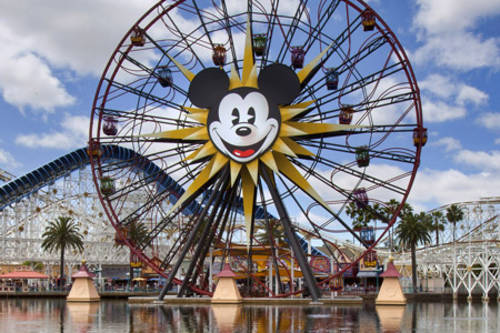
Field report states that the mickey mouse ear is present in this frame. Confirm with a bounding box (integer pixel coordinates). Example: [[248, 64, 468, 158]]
[[258, 64, 300, 105], [188, 68, 229, 108]]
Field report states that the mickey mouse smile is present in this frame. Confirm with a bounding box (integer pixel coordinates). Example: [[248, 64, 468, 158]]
[[214, 126, 276, 159]]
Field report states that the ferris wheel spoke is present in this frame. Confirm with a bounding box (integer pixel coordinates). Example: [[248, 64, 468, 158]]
[[219, 0, 242, 73], [274, 3, 310, 64], [97, 107, 197, 128], [117, 51, 190, 98], [276, 173, 341, 262], [261, 166, 322, 301], [103, 79, 185, 110], [160, 11, 207, 69], [297, 60, 405, 109], [178, 179, 235, 296], [159, 167, 229, 299], [307, 91, 415, 123], [310, 1, 342, 46], [287, 160, 372, 243], [299, 139, 416, 164], [296, 155, 408, 196]]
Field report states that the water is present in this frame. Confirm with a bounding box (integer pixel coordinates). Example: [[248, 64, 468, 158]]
[[0, 298, 497, 332]]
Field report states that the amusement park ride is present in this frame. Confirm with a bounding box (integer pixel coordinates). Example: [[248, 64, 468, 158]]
[[4, 0, 495, 302], [87, 0, 423, 301]]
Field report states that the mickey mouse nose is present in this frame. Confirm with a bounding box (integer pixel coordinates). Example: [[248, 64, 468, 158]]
[[236, 126, 251, 136]]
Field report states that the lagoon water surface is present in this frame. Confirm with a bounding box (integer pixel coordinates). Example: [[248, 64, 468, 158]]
[[0, 298, 498, 332]]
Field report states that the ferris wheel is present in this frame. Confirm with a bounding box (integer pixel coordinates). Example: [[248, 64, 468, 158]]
[[89, 0, 424, 300]]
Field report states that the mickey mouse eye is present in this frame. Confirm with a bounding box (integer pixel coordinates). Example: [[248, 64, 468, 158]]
[[248, 107, 255, 124], [231, 108, 240, 126]]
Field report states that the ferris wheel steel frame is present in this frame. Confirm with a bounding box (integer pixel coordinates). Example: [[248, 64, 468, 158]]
[[89, 0, 423, 300]]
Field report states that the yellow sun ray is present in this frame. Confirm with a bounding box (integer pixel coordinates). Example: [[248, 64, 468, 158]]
[[296, 41, 334, 83], [273, 152, 325, 206], [283, 122, 359, 137], [229, 64, 243, 90], [244, 64, 259, 88], [210, 152, 229, 178], [260, 151, 279, 172], [184, 142, 216, 162], [185, 112, 208, 124], [246, 159, 259, 185], [242, 17, 254, 84], [183, 106, 208, 114], [168, 157, 215, 214], [280, 102, 315, 121], [141, 127, 205, 140], [165, 54, 195, 82], [279, 123, 308, 137], [230, 160, 243, 186], [272, 137, 298, 157], [280, 137, 314, 156], [273, 151, 342, 220]]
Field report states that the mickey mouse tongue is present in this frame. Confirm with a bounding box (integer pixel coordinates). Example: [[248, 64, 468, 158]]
[[233, 149, 255, 158]]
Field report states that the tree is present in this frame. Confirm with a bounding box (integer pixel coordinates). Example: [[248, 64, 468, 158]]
[[395, 211, 431, 292], [429, 211, 446, 246], [345, 201, 371, 231], [22, 261, 44, 272], [41, 216, 84, 288], [446, 204, 464, 242], [114, 220, 151, 286], [256, 219, 286, 245]]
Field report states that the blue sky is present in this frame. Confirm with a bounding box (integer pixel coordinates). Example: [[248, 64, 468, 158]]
[[0, 0, 499, 213]]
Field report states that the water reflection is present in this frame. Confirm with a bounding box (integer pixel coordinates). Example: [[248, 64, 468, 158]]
[[0, 298, 498, 332]]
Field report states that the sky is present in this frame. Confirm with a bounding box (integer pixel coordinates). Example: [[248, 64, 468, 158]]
[[0, 0, 499, 214]]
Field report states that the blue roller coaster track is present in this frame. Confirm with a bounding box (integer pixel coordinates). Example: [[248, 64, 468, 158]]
[[0, 144, 325, 256]]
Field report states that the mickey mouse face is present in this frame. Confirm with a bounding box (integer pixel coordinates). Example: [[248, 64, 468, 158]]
[[209, 88, 279, 163], [188, 64, 301, 164]]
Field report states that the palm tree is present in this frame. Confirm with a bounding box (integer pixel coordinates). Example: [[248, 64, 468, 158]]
[[446, 204, 464, 242], [256, 219, 286, 245], [395, 211, 431, 292], [41, 216, 84, 288], [345, 201, 371, 231], [114, 220, 151, 285], [429, 211, 446, 246], [22, 260, 44, 272]]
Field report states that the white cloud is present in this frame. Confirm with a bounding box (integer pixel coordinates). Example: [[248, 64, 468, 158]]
[[413, 0, 500, 70], [495, 138, 500, 144], [421, 98, 466, 123], [414, 0, 500, 34], [0, 1, 158, 113], [0, 148, 21, 169], [419, 74, 456, 99], [419, 74, 488, 123], [409, 167, 500, 208], [15, 115, 90, 150], [454, 149, 500, 171], [433, 137, 462, 152], [413, 33, 500, 70], [0, 23, 75, 113], [456, 85, 488, 106], [476, 112, 500, 130], [0, 1, 158, 76]]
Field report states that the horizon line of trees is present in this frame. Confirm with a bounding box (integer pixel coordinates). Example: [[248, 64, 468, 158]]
[[347, 199, 465, 292]]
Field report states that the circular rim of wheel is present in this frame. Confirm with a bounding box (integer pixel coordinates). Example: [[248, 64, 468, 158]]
[[89, 0, 423, 297]]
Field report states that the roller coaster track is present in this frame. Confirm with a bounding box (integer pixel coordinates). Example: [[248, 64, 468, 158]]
[[0, 144, 326, 259]]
